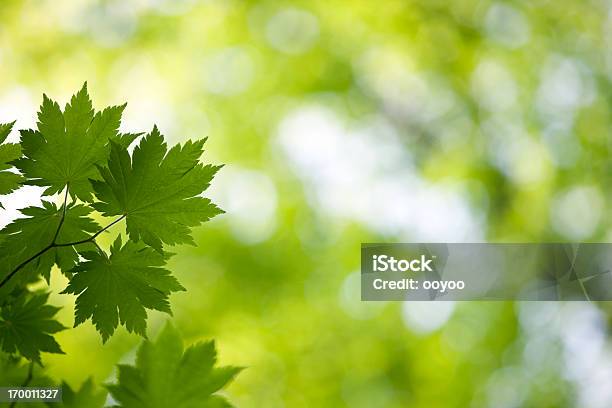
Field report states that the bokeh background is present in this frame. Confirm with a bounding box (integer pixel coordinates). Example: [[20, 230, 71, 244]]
[[1, 0, 612, 406]]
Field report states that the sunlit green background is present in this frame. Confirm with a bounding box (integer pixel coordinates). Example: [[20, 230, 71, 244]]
[[1, 0, 612, 406]]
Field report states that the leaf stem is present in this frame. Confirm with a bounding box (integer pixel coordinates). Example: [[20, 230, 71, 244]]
[[0, 214, 126, 289], [51, 185, 70, 244], [54, 215, 125, 247]]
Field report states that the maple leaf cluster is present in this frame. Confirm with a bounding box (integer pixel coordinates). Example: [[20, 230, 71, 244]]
[[0, 83, 223, 360]]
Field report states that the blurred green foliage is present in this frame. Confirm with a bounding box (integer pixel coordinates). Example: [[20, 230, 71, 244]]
[[1, 0, 612, 406]]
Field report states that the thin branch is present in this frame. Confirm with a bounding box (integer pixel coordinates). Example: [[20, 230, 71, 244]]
[[54, 215, 125, 247], [0, 215, 126, 289], [0, 244, 54, 289], [0, 187, 71, 289]]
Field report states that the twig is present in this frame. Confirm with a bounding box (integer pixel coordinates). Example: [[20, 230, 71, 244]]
[[0, 214, 126, 289], [54, 215, 125, 247], [0, 244, 55, 290]]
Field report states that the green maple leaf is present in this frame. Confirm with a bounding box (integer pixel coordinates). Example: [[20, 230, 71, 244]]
[[14, 83, 126, 201], [0, 121, 25, 199], [0, 202, 100, 292], [0, 292, 65, 364], [62, 237, 185, 342], [51, 379, 107, 408], [92, 127, 222, 251], [107, 323, 241, 408]]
